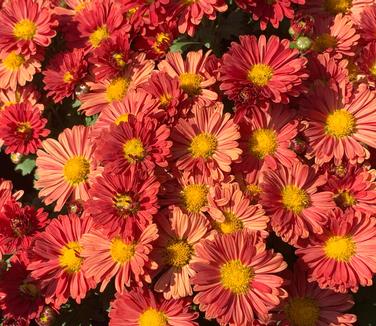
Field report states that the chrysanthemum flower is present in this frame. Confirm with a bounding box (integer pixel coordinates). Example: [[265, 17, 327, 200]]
[[296, 210, 376, 293], [158, 50, 218, 109], [274, 262, 357, 325], [109, 287, 199, 326], [0, 0, 58, 55], [300, 83, 376, 165], [234, 169, 264, 204], [191, 231, 287, 325], [171, 106, 241, 180], [0, 103, 50, 155], [85, 169, 160, 235], [359, 5, 376, 42], [153, 207, 209, 299], [28, 214, 96, 307], [311, 14, 359, 59], [0, 256, 44, 322], [0, 86, 41, 112], [220, 35, 308, 109], [35, 125, 98, 212], [97, 115, 171, 174], [80, 223, 158, 293], [235, 106, 298, 173], [207, 182, 268, 237], [0, 51, 42, 90], [0, 200, 48, 254], [261, 162, 335, 245], [43, 49, 88, 103]]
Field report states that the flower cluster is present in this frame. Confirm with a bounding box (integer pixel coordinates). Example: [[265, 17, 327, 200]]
[[1, 0, 376, 325]]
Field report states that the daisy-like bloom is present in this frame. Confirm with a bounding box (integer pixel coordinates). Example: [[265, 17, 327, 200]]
[[109, 287, 198, 326], [234, 169, 264, 204], [359, 41, 376, 83], [153, 207, 209, 299], [220, 35, 308, 109], [0, 0, 58, 55], [85, 169, 160, 235], [191, 231, 287, 325], [171, 106, 241, 180], [35, 125, 98, 212], [0, 200, 48, 254], [0, 51, 42, 90], [158, 50, 218, 109], [97, 115, 171, 174], [80, 223, 158, 293], [79, 53, 154, 116], [207, 182, 269, 237], [0, 86, 41, 112], [296, 210, 376, 293], [311, 14, 359, 59], [261, 162, 335, 246], [28, 214, 96, 307], [43, 49, 88, 103], [0, 103, 50, 155], [274, 262, 357, 326], [300, 82, 376, 165], [0, 256, 44, 322], [235, 105, 298, 173], [359, 5, 376, 43], [0, 179, 23, 212]]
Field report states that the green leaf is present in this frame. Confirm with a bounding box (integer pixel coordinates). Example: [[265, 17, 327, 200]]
[[15, 157, 36, 176], [170, 40, 202, 53], [85, 114, 98, 126]]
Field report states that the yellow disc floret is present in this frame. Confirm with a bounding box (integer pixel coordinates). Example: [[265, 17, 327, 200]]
[[220, 259, 254, 295], [324, 235, 356, 262], [325, 109, 356, 138], [164, 239, 193, 268], [181, 184, 208, 213], [89, 25, 109, 48], [281, 185, 310, 214], [247, 64, 273, 87], [324, 0, 352, 15], [123, 138, 145, 163], [106, 77, 130, 103], [139, 308, 168, 326], [189, 133, 218, 159], [179, 73, 203, 96], [59, 241, 83, 273], [2, 52, 25, 70], [63, 156, 90, 186], [249, 128, 278, 159], [285, 297, 320, 326], [110, 238, 136, 264], [215, 211, 243, 234], [13, 19, 37, 40]]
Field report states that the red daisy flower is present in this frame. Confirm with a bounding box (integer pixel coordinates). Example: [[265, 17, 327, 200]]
[[28, 214, 96, 307], [0, 102, 50, 155], [0, 0, 58, 55], [359, 5, 376, 43], [43, 48, 88, 103], [109, 287, 198, 326], [296, 209, 376, 293], [260, 161, 335, 246], [191, 231, 287, 325], [97, 115, 171, 174], [220, 35, 308, 110]]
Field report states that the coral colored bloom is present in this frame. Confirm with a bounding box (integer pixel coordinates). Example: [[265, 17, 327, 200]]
[[153, 207, 209, 299], [35, 125, 99, 212], [171, 106, 241, 180], [43, 49, 88, 103], [0, 86, 41, 112], [261, 162, 335, 245], [220, 35, 308, 109], [0, 179, 23, 212], [359, 5, 376, 42], [80, 224, 159, 293], [28, 214, 96, 307], [296, 210, 376, 293], [191, 231, 287, 325], [0, 103, 50, 155], [0, 0, 57, 55], [301, 83, 376, 165], [109, 287, 198, 326], [274, 262, 357, 326], [85, 169, 160, 235]]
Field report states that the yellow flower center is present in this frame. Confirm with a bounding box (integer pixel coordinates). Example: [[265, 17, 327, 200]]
[[335, 190, 357, 209], [127, 6, 139, 16], [179, 73, 202, 96], [74, 2, 87, 12], [369, 62, 376, 77], [2, 52, 25, 70], [123, 138, 145, 163], [324, 0, 352, 14], [215, 211, 243, 234], [63, 156, 90, 186], [110, 238, 135, 264], [247, 63, 273, 87], [106, 77, 130, 103], [325, 109, 356, 138], [220, 259, 254, 295], [113, 53, 126, 68], [312, 33, 337, 52], [63, 71, 74, 83], [189, 133, 218, 159], [324, 235, 356, 262], [285, 297, 320, 326], [89, 25, 109, 48], [181, 184, 208, 213], [1, 101, 16, 111], [164, 239, 193, 268], [152, 32, 171, 54], [19, 282, 39, 297], [59, 241, 83, 273], [246, 184, 262, 203], [16, 122, 32, 134], [281, 185, 310, 214], [13, 19, 37, 40], [114, 113, 129, 125], [159, 93, 172, 107], [139, 308, 168, 326], [249, 128, 278, 159], [113, 193, 139, 215]]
